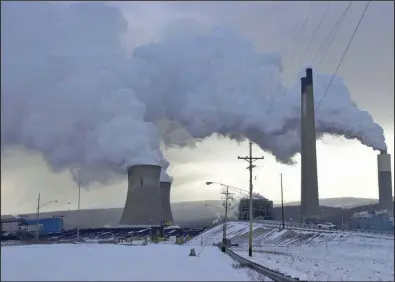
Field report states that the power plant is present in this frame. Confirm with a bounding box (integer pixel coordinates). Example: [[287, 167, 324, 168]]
[[300, 68, 320, 222], [377, 151, 393, 213], [160, 181, 174, 225], [119, 165, 164, 226]]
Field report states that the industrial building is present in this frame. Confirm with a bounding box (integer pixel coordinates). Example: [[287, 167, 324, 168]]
[[238, 196, 274, 221], [1, 216, 63, 235], [300, 68, 320, 222], [1, 217, 27, 233], [377, 151, 393, 213], [350, 210, 393, 232], [21, 217, 64, 235], [119, 165, 175, 227]]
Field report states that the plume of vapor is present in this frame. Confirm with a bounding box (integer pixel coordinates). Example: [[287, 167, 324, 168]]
[[1, 2, 386, 186], [1, 2, 170, 186], [127, 26, 387, 161]]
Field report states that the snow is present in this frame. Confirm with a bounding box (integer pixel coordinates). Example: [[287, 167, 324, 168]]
[[1, 244, 253, 281], [189, 221, 394, 281]]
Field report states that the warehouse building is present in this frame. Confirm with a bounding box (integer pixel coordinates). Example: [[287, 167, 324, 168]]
[[21, 216, 64, 235]]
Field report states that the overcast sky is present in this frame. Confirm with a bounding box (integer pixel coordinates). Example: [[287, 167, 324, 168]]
[[1, 1, 393, 215]]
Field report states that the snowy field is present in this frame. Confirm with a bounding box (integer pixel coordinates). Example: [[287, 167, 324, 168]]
[[1, 244, 255, 281], [189, 221, 394, 281]]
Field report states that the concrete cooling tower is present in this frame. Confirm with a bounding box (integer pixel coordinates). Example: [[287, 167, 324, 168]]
[[377, 151, 393, 213], [119, 165, 163, 226], [160, 181, 174, 225]]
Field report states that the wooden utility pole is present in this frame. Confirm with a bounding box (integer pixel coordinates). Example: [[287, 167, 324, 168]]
[[35, 193, 41, 241], [238, 142, 264, 257]]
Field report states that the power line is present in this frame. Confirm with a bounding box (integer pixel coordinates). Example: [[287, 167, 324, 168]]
[[285, 3, 312, 73], [296, 1, 332, 71], [315, 1, 371, 112], [316, 1, 354, 68], [311, 1, 353, 65]]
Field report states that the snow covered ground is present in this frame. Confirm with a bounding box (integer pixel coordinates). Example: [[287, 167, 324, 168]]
[[188, 221, 394, 281], [1, 243, 255, 281]]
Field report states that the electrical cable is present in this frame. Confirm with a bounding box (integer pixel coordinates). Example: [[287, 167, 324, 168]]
[[315, 1, 371, 112], [285, 3, 312, 74], [311, 1, 353, 65], [317, 1, 354, 68], [296, 1, 332, 72]]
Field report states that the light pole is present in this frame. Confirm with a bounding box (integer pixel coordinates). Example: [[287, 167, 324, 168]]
[[35, 193, 58, 240], [76, 168, 81, 241], [206, 182, 232, 252], [280, 173, 285, 230]]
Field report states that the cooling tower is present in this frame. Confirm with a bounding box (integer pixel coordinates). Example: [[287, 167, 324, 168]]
[[119, 165, 163, 226], [377, 151, 393, 213], [300, 68, 320, 222], [160, 181, 174, 225]]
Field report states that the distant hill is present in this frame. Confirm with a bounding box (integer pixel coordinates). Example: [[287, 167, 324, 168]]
[[277, 197, 380, 209], [1, 197, 386, 228]]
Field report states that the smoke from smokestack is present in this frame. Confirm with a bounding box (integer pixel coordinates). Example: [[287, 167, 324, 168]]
[[1, 2, 387, 185]]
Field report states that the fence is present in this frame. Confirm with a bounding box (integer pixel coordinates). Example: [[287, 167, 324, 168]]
[[236, 219, 394, 236], [218, 244, 301, 281]]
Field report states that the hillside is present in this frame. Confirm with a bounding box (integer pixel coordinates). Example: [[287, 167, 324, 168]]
[[2, 197, 386, 228]]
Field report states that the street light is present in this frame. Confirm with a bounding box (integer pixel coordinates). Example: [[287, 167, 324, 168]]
[[206, 182, 232, 252], [280, 173, 285, 230], [35, 193, 58, 240]]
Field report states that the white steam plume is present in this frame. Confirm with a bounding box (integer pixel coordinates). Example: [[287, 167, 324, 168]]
[[127, 27, 387, 161], [1, 2, 386, 186], [1, 2, 170, 186]]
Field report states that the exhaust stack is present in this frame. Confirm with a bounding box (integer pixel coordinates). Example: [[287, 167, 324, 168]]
[[377, 152, 393, 213], [300, 68, 320, 222], [119, 165, 163, 226], [160, 181, 174, 225]]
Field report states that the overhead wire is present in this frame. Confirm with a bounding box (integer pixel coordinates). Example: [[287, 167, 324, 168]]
[[316, 1, 354, 68], [285, 2, 312, 75], [265, 3, 313, 119], [315, 1, 371, 112], [296, 1, 332, 72], [310, 1, 353, 65]]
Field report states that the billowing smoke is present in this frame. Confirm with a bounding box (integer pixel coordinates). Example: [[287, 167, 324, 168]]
[[1, 2, 168, 185], [128, 28, 386, 162], [1, 2, 386, 185]]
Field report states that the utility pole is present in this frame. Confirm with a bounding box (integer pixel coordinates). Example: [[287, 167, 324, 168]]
[[280, 173, 285, 230], [238, 142, 264, 257], [221, 186, 233, 252], [77, 168, 81, 241], [35, 193, 41, 241]]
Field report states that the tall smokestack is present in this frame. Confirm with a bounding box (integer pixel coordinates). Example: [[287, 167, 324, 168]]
[[119, 165, 163, 226], [377, 151, 393, 213], [300, 68, 320, 222], [301, 76, 307, 222], [160, 181, 174, 225]]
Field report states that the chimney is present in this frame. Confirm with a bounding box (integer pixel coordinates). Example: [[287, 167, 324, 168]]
[[119, 165, 163, 226], [377, 152, 393, 213], [300, 68, 320, 223]]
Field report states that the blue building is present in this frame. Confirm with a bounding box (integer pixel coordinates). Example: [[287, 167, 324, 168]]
[[24, 217, 64, 235], [350, 210, 393, 232]]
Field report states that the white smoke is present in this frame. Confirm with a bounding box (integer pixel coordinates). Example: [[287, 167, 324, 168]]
[[1, 2, 387, 185], [1, 2, 169, 186]]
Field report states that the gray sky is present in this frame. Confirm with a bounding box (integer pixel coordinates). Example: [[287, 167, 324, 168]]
[[1, 1, 393, 215]]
